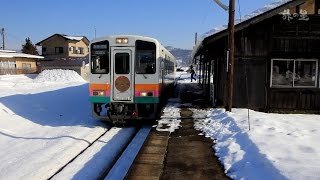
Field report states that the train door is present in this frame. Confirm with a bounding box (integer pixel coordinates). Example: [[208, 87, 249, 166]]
[[110, 47, 134, 102]]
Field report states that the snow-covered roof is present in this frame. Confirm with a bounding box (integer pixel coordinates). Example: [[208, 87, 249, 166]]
[[0, 50, 44, 59], [36, 34, 90, 46], [192, 0, 294, 57], [63, 35, 84, 41]]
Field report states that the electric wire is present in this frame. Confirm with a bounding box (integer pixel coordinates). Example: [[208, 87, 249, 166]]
[[237, 0, 242, 22], [200, 0, 214, 32]]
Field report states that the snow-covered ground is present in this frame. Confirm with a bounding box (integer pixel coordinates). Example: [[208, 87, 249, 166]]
[[160, 71, 320, 180], [0, 69, 320, 179], [0, 70, 109, 179]]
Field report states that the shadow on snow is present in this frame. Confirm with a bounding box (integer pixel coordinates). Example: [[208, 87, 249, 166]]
[[209, 109, 288, 180]]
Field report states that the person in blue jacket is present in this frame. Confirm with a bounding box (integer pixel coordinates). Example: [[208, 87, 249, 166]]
[[189, 65, 196, 82]]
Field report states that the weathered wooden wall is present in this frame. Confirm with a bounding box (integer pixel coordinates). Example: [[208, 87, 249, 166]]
[[196, 2, 320, 112]]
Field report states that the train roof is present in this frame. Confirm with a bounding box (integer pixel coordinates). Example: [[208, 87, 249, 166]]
[[90, 35, 176, 62], [91, 35, 160, 45]]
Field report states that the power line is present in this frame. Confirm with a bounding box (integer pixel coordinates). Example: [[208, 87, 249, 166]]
[[6, 32, 22, 42], [237, 0, 242, 22], [199, 0, 214, 30]]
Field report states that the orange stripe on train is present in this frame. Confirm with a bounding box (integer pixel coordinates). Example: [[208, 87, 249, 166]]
[[135, 84, 160, 91], [89, 84, 110, 91], [89, 83, 160, 91]]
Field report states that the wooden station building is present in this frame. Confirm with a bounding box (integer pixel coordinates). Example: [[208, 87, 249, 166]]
[[192, 0, 320, 112]]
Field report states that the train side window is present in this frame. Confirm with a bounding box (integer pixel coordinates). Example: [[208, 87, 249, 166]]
[[136, 40, 156, 74]]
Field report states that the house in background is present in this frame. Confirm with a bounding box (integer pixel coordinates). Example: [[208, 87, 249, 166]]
[[36, 34, 90, 79], [193, 0, 320, 112], [36, 33, 89, 58], [0, 50, 44, 75]]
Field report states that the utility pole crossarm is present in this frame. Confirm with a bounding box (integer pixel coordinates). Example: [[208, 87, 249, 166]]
[[213, 0, 229, 11]]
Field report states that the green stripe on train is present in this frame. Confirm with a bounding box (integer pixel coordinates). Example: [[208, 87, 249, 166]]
[[134, 97, 159, 103], [89, 96, 159, 103], [89, 96, 110, 103]]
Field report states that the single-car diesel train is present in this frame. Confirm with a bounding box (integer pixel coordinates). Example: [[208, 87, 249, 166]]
[[89, 35, 176, 124]]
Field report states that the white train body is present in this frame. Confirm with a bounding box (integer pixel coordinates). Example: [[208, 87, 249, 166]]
[[89, 35, 176, 123]]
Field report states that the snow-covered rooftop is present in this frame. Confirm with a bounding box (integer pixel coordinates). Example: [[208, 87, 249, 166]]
[[192, 0, 292, 57], [0, 50, 44, 59], [63, 35, 84, 41]]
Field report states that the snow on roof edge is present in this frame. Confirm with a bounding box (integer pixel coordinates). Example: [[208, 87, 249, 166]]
[[63, 35, 84, 41], [192, 0, 292, 58], [0, 51, 44, 59]]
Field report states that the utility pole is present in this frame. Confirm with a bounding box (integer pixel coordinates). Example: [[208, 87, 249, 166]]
[[1, 28, 5, 50], [194, 32, 197, 45], [226, 0, 235, 112]]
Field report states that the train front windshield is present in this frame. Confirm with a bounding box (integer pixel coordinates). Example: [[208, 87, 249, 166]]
[[135, 40, 156, 74], [91, 39, 156, 74], [91, 40, 109, 74]]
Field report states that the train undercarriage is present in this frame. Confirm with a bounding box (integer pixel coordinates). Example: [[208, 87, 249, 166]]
[[93, 102, 158, 124]]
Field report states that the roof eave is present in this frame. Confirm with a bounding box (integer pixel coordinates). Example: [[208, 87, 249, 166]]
[[36, 34, 63, 46], [204, 0, 306, 45]]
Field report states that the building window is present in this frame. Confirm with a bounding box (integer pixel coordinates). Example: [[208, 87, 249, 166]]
[[315, 0, 320, 14], [69, 46, 76, 54], [22, 63, 31, 70], [55, 47, 63, 54], [78, 47, 84, 54], [271, 59, 318, 87], [0, 60, 16, 69]]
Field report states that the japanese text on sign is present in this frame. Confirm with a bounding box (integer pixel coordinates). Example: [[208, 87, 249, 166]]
[[279, 9, 309, 21]]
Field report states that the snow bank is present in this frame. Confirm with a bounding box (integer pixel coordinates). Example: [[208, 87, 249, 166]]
[[194, 108, 320, 180], [34, 69, 86, 83]]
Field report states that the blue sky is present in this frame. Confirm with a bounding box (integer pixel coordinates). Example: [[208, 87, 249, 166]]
[[1, 0, 274, 50]]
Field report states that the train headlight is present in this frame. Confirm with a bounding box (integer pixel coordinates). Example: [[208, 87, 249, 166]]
[[140, 92, 153, 96], [140, 92, 147, 96], [92, 90, 105, 96], [116, 38, 128, 44]]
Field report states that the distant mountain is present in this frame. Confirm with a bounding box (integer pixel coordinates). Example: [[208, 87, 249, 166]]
[[166, 46, 192, 67]]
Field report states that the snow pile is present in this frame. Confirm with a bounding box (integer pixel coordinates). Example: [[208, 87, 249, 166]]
[[194, 108, 320, 180], [155, 119, 181, 133], [156, 101, 182, 133], [34, 69, 86, 83]]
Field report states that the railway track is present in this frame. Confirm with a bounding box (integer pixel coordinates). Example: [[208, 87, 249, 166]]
[[48, 126, 112, 179], [122, 81, 229, 179], [48, 81, 228, 180], [48, 124, 152, 180]]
